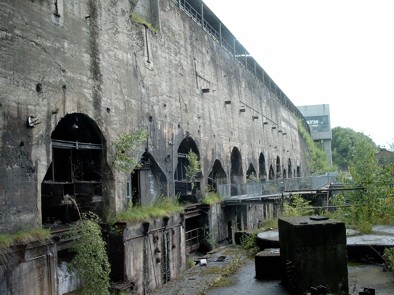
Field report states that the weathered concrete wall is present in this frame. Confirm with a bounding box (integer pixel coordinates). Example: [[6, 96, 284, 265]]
[[122, 214, 186, 295], [0, 243, 57, 295], [208, 202, 280, 246], [0, 0, 309, 232]]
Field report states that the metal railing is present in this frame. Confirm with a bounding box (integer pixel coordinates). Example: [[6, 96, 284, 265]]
[[169, 0, 310, 132], [217, 174, 338, 198], [185, 227, 203, 252]]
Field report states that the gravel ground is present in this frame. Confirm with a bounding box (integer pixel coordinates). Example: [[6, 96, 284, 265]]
[[147, 246, 394, 295], [147, 246, 248, 295]]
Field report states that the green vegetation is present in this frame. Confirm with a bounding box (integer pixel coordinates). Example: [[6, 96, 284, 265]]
[[116, 196, 184, 223], [185, 150, 201, 190], [204, 253, 244, 288], [384, 248, 394, 272], [259, 218, 278, 230], [298, 120, 335, 174], [330, 136, 394, 233], [130, 13, 159, 33], [69, 212, 111, 295], [283, 194, 313, 217], [112, 129, 148, 173], [0, 228, 51, 250], [246, 172, 259, 183], [332, 127, 377, 171], [200, 225, 218, 252], [201, 192, 223, 205], [240, 233, 259, 257]]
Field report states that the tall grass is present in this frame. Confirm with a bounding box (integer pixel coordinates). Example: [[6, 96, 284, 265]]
[[116, 196, 184, 223], [0, 228, 51, 250], [201, 192, 223, 205]]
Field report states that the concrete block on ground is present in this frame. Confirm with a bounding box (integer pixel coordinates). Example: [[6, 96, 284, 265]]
[[255, 248, 281, 280], [278, 216, 348, 295]]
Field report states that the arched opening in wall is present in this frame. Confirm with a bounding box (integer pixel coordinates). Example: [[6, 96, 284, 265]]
[[174, 136, 200, 203], [258, 153, 267, 181], [288, 159, 293, 178], [269, 165, 275, 180], [297, 165, 301, 177], [230, 147, 243, 196], [276, 156, 281, 179], [246, 163, 257, 182], [131, 152, 167, 207], [41, 113, 108, 225], [208, 159, 227, 192], [283, 168, 287, 179]]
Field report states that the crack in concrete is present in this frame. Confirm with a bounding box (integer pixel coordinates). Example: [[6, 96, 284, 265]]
[[0, 27, 65, 73]]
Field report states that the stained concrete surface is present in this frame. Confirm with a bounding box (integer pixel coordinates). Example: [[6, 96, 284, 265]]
[[148, 246, 394, 295], [207, 260, 394, 295]]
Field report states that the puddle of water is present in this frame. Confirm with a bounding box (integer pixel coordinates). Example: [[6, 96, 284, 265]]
[[206, 259, 290, 295], [207, 260, 394, 295]]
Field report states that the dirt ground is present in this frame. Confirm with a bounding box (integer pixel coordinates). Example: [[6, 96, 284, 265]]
[[147, 246, 394, 295]]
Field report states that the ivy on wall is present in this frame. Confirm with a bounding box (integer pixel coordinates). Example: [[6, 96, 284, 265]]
[[298, 120, 335, 174], [69, 212, 111, 295]]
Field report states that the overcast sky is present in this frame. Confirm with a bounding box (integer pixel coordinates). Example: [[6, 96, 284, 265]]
[[202, 0, 394, 148]]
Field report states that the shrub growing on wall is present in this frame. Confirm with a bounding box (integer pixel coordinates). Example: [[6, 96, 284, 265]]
[[70, 212, 110, 295], [112, 129, 148, 173]]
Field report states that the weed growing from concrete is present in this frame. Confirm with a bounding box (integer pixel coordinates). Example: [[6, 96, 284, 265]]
[[116, 196, 184, 223], [0, 228, 50, 250], [201, 192, 223, 205]]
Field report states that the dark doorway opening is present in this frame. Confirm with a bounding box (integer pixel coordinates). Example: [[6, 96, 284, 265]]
[[276, 156, 281, 179], [131, 152, 167, 206], [208, 159, 227, 192], [246, 163, 257, 181], [259, 153, 267, 181], [174, 136, 200, 203], [41, 113, 107, 225], [269, 165, 275, 180], [230, 147, 243, 196]]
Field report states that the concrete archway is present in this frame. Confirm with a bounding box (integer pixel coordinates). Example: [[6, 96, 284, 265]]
[[208, 159, 227, 192], [41, 113, 108, 225], [276, 156, 281, 179], [230, 147, 243, 195], [288, 158, 293, 178], [230, 147, 243, 181], [259, 153, 267, 181], [269, 165, 275, 180], [174, 136, 200, 202], [246, 163, 257, 181], [131, 152, 167, 206]]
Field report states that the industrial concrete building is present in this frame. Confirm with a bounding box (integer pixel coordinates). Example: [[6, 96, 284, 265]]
[[298, 104, 333, 165], [0, 0, 311, 293]]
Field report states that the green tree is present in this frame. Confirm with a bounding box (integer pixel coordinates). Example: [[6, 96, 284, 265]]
[[185, 150, 200, 190], [332, 127, 376, 171], [333, 136, 394, 232], [112, 129, 148, 173]]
